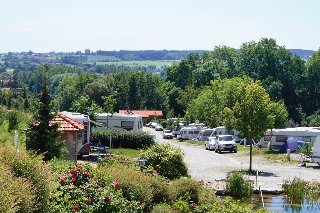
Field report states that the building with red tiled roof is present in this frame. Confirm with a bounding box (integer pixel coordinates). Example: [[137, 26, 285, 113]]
[[118, 110, 163, 124], [50, 113, 85, 161]]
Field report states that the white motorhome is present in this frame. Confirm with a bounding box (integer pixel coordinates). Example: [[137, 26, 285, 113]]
[[261, 127, 320, 150], [177, 127, 202, 141], [311, 135, 320, 165], [60, 111, 91, 157], [95, 113, 143, 132], [210, 126, 241, 142], [172, 123, 185, 136]]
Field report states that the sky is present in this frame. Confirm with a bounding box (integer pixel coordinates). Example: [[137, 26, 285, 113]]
[[1, 0, 319, 53]]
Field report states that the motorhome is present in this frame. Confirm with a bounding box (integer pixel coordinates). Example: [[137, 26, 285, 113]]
[[95, 113, 143, 132], [261, 127, 320, 150], [209, 126, 241, 142], [60, 111, 91, 157], [177, 127, 202, 141], [311, 135, 320, 165], [172, 123, 185, 136]]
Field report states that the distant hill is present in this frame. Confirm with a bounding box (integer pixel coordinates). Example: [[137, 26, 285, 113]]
[[287, 49, 316, 59], [96, 49, 316, 61]]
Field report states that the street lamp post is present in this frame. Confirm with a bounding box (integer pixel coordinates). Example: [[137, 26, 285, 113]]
[[137, 158, 147, 172]]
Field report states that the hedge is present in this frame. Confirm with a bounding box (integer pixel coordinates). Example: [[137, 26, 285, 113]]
[[91, 130, 155, 149]]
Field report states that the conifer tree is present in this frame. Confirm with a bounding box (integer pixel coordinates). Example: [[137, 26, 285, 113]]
[[26, 64, 64, 161]]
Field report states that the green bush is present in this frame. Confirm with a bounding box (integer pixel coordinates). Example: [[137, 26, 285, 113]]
[[151, 203, 173, 213], [0, 164, 38, 213], [139, 143, 188, 180], [170, 178, 201, 203], [49, 162, 144, 212], [92, 129, 155, 149], [225, 171, 253, 199], [0, 142, 55, 213], [101, 161, 173, 212]]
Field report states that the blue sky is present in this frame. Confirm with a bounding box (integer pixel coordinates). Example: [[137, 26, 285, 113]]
[[1, 0, 319, 53]]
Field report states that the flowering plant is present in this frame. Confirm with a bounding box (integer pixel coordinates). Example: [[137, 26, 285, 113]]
[[50, 163, 143, 212]]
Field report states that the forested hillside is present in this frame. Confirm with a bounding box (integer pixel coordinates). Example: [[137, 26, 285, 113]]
[[1, 37, 320, 127]]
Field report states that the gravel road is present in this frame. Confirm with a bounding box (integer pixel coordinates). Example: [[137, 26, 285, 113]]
[[145, 127, 320, 190]]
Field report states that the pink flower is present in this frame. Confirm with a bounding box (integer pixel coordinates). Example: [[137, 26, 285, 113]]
[[70, 168, 77, 174], [220, 206, 223, 209], [157, 173, 159, 175], [70, 196, 73, 200], [108, 197, 111, 202], [117, 157, 120, 159], [191, 202, 195, 207], [87, 197, 91, 204], [150, 169, 153, 173], [137, 201, 141, 205], [71, 178, 76, 182], [60, 178, 65, 183], [73, 206, 79, 211], [86, 172, 90, 177], [75, 164, 79, 167], [113, 182, 120, 188], [95, 180, 99, 184]]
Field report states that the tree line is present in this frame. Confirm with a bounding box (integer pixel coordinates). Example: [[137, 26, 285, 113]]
[[1, 37, 320, 128]]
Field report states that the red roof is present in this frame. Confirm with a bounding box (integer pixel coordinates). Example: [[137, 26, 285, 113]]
[[52, 113, 84, 131], [118, 110, 163, 118], [33, 113, 84, 131]]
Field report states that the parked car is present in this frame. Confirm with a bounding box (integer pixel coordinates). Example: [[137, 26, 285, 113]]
[[205, 136, 217, 150], [146, 122, 152, 127], [151, 122, 159, 128], [155, 125, 163, 131], [163, 130, 173, 139], [214, 135, 237, 153]]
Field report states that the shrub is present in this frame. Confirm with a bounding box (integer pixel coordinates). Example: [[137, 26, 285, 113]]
[[0, 142, 55, 213], [170, 178, 201, 203], [151, 203, 173, 213], [101, 161, 173, 212], [225, 171, 253, 199], [139, 143, 188, 180], [0, 164, 38, 213], [92, 129, 155, 149], [49, 163, 144, 212]]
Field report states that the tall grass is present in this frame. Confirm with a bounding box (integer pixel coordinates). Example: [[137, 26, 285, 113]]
[[226, 171, 253, 199]]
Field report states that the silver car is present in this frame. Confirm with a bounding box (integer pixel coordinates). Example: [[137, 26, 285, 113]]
[[214, 135, 237, 153], [205, 136, 217, 150]]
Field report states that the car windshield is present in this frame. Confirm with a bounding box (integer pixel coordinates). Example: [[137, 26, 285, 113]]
[[219, 136, 233, 141]]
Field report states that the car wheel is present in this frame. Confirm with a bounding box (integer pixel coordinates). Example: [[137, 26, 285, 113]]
[[215, 148, 218, 153], [179, 138, 183, 142], [234, 150, 237, 153], [218, 148, 221, 154]]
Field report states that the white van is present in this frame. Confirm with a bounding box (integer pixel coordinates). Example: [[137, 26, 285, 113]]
[[311, 135, 320, 166], [177, 127, 202, 141], [210, 126, 241, 142]]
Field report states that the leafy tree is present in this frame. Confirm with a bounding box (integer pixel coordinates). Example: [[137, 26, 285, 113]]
[[26, 64, 64, 161], [71, 94, 103, 121], [224, 81, 275, 172]]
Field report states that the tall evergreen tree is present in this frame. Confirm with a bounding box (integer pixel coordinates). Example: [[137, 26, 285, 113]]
[[26, 64, 64, 161]]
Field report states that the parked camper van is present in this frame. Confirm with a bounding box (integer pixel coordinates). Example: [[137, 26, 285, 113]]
[[172, 124, 185, 136], [177, 127, 202, 141], [60, 111, 91, 157], [261, 127, 320, 150], [210, 126, 241, 142], [95, 113, 143, 132], [311, 135, 320, 166]]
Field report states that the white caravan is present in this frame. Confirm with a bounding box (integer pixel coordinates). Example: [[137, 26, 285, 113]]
[[177, 127, 202, 141], [311, 135, 320, 165], [60, 111, 91, 157], [172, 123, 185, 136], [209, 126, 241, 142], [95, 113, 143, 132], [261, 127, 320, 150]]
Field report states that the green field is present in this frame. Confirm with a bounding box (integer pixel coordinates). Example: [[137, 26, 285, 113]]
[[93, 60, 179, 68]]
